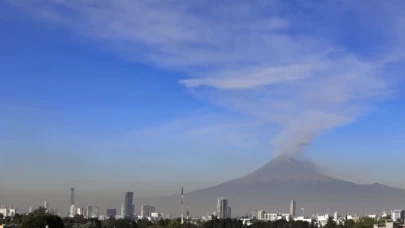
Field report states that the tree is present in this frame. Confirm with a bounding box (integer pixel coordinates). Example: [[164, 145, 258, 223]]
[[167, 220, 182, 228], [0, 213, 3, 220], [21, 214, 64, 228], [345, 220, 355, 228], [5, 216, 12, 225], [13, 213, 24, 224], [324, 218, 337, 228]]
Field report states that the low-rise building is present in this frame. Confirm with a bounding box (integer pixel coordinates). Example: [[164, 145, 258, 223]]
[[374, 222, 401, 228]]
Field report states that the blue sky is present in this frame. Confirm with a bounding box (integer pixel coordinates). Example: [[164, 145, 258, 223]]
[[1, 0, 405, 210]]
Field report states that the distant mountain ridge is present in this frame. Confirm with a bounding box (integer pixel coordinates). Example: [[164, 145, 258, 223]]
[[138, 155, 405, 217]]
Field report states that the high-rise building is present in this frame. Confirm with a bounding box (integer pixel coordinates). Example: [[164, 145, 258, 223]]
[[70, 205, 76, 217], [143, 205, 156, 217], [124, 192, 134, 218], [141, 205, 152, 217], [227, 207, 232, 219], [44, 201, 49, 210], [70, 188, 75, 206], [29, 206, 33, 213], [290, 200, 296, 217], [216, 197, 228, 219], [121, 204, 125, 218], [106, 209, 117, 218], [87, 206, 99, 218], [77, 208, 84, 216], [258, 210, 266, 220]]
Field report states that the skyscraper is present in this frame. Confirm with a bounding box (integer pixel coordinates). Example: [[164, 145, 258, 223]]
[[227, 207, 232, 219], [142, 204, 155, 218], [70, 205, 76, 217], [290, 200, 296, 217], [124, 192, 134, 218], [44, 201, 49, 210], [70, 188, 75, 206], [216, 197, 228, 219], [181, 185, 184, 224], [121, 204, 125, 218]]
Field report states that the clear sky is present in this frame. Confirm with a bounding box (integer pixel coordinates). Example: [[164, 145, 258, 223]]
[[1, 0, 405, 213]]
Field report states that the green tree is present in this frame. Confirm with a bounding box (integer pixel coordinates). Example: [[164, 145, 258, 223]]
[[21, 214, 64, 228], [345, 220, 355, 228], [5, 216, 12, 225], [167, 220, 182, 228], [324, 218, 337, 228], [13, 213, 24, 224]]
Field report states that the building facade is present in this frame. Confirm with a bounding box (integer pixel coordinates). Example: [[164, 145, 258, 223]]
[[87, 206, 99, 218], [124, 192, 134, 218], [290, 200, 296, 217], [391, 210, 404, 222], [44, 201, 49, 210], [69, 205, 76, 217], [216, 197, 229, 219], [258, 210, 266, 220], [141, 204, 155, 218], [106, 209, 117, 218]]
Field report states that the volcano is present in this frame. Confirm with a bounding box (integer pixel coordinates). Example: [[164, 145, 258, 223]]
[[139, 155, 405, 216]]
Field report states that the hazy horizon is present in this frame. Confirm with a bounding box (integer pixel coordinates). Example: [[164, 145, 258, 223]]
[[1, 0, 405, 217]]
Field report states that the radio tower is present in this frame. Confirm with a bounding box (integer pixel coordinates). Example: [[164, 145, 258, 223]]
[[181, 184, 184, 224]]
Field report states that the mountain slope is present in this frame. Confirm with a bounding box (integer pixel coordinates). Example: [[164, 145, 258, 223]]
[[138, 155, 405, 217]]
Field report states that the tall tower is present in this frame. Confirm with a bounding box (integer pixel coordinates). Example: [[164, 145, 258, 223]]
[[216, 197, 228, 219], [121, 204, 125, 218], [181, 184, 184, 224], [70, 188, 75, 206], [44, 201, 49, 210], [290, 200, 296, 218], [124, 192, 134, 218]]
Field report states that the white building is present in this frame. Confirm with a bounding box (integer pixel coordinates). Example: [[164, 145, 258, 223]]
[[29, 206, 33, 213], [334, 212, 340, 220], [141, 204, 156, 218], [391, 210, 404, 222], [0, 208, 16, 217], [70, 205, 76, 217], [317, 214, 330, 227], [282, 213, 292, 222], [77, 208, 84, 216], [44, 201, 49, 210], [290, 200, 296, 217], [368, 215, 377, 220], [258, 210, 266, 221], [241, 219, 252, 226], [294, 216, 312, 223], [87, 206, 99, 218], [216, 197, 229, 219], [120, 204, 125, 218], [264, 213, 278, 221], [151, 212, 164, 219]]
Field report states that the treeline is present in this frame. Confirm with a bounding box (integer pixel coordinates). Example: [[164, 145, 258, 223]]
[[0, 209, 380, 228]]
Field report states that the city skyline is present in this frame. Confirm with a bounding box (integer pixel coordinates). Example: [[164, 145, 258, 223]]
[[1, 0, 405, 215]]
